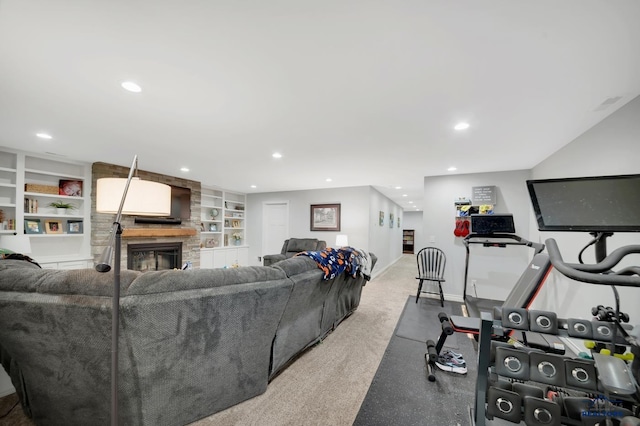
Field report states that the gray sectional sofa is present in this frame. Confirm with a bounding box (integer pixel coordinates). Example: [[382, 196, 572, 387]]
[[0, 252, 375, 425]]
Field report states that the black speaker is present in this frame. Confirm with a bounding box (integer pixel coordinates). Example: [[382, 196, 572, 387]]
[[501, 307, 529, 330], [592, 320, 613, 341], [564, 358, 598, 391], [495, 346, 530, 380], [487, 386, 522, 423], [529, 310, 558, 334], [529, 352, 566, 386], [567, 318, 592, 339], [523, 396, 561, 426]]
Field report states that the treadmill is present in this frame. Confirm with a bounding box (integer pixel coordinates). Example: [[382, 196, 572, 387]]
[[461, 214, 565, 352], [462, 214, 545, 319]]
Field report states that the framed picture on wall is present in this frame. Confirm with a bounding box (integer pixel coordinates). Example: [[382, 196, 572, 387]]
[[310, 203, 341, 231], [389, 213, 394, 228], [379, 211, 384, 226]]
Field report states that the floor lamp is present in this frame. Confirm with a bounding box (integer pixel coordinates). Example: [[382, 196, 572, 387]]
[[95, 155, 171, 425]]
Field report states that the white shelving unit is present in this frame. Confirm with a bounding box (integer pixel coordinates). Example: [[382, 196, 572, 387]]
[[200, 187, 248, 268], [0, 148, 92, 269], [0, 152, 17, 234]]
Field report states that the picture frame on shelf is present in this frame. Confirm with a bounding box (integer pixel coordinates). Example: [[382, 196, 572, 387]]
[[67, 220, 83, 234], [24, 219, 42, 234], [232, 220, 240, 228], [44, 220, 63, 234], [310, 203, 341, 231], [58, 180, 83, 197]]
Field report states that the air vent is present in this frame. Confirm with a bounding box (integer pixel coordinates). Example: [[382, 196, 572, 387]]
[[594, 96, 623, 111]]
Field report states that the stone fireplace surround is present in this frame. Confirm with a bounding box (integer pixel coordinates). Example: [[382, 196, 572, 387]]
[[91, 162, 201, 269]]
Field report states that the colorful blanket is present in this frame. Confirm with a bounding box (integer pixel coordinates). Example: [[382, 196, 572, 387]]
[[297, 247, 369, 280]]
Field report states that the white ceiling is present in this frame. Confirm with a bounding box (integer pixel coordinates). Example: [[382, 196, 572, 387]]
[[1, 1, 639, 211]]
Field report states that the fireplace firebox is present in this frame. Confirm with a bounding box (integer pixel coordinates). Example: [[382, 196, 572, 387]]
[[127, 242, 182, 271]]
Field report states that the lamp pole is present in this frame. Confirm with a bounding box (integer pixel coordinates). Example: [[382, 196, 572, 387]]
[[95, 155, 138, 426]]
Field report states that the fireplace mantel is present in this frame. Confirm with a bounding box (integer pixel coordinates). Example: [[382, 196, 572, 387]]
[[122, 228, 198, 238]]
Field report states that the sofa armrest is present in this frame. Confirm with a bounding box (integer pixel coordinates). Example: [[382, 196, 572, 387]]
[[264, 254, 286, 266]]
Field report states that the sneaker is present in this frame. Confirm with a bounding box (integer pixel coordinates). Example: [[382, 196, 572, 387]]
[[435, 354, 468, 374], [441, 349, 465, 361]]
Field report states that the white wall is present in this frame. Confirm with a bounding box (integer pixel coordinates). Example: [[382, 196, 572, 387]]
[[246, 186, 403, 274], [423, 170, 533, 302], [528, 95, 640, 322]]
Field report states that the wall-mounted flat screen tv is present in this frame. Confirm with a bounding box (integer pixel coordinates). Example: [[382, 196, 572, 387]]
[[526, 174, 640, 233]]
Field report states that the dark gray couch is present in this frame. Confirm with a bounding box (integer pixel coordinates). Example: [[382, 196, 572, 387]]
[[0, 252, 375, 425], [263, 238, 327, 266]]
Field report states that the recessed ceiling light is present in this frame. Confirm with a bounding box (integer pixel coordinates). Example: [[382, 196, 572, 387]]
[[326, 178, 332, 182], [272, 152, 282, 159], [454, 122, 469, 131], [394, 186, 402, 190], [402, 194, 408, 197], [121, 81, 142, 93], [250, 185, 257, 189], [36, 133, 53, 139], [448, 166, 457, 172], [180, 167, 189, 172], [409, 201, 414, 204]]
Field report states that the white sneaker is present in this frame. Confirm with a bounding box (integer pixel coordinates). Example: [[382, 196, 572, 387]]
[[435, 354, 468, 374]]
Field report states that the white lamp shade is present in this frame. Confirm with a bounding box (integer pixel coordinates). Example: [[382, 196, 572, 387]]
[[335, 234, 349, 247], [96, 177, 171, 216], [0, 234, 32, 254]]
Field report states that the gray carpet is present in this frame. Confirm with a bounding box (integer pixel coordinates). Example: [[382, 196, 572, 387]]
[[353, 296, 478, 426]]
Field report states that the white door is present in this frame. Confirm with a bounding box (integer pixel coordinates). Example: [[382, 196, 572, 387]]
[[262, 201, 289, 262]]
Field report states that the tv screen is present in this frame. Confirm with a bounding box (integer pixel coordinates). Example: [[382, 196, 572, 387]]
[[526, 174, 640, 232]]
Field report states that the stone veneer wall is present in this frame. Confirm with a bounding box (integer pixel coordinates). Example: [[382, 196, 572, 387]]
[[91, 162, 202, 268]]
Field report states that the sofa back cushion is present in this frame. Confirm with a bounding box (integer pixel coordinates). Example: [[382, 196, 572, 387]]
[[283, 238, 326, 256]]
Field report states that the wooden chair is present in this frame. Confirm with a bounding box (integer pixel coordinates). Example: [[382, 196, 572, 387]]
[[415, 247, 446, 307]]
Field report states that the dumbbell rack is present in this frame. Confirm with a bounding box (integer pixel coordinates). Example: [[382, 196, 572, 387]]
[[470, 310, 639, 426]]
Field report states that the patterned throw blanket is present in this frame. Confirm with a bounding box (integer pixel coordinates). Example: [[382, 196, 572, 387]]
[[297, 247, 371, 281]]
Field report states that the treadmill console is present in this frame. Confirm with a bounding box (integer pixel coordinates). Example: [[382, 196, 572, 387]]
[[471, 214, 516, 235]]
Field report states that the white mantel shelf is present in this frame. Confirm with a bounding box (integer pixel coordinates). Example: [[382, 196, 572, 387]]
[[122, 228, 198, 238]]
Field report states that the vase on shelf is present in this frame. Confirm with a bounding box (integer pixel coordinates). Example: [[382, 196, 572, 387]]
[[57, 208, 67, 215], [234, 239, 241, 246]]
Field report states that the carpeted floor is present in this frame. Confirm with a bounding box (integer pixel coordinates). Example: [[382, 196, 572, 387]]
[[0, 254, 473, 426], [353, 296, 478, 426]]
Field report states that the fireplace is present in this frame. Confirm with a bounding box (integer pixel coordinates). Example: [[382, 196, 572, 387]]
[[127, 242, 182, 271]]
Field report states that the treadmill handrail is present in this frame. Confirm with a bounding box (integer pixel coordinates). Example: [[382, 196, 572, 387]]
[[463, 233, 545, 301], [463, 233, 545, 254], [545, 238, 640, 287]]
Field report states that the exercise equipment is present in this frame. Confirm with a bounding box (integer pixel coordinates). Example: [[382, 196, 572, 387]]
[[463, 230, 545, 319], [465, 238, 640, 425]]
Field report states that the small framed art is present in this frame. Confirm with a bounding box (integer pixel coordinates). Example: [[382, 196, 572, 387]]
[[45, 220, 64, 234], [67, 220, 83, 234], [59, 180, 83, 197], [24, 219, 42, 234], [310, 203, 341, 231]]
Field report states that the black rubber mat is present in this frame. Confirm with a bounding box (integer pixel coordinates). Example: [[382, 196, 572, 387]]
[[354, 297, 478, 426], [395, 296, 460, 349]]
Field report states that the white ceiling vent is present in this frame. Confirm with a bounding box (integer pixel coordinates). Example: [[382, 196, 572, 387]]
[[594, 96, 623, 111]]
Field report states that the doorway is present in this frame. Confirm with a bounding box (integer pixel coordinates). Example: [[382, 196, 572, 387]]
[[262, 201, 289, 263]]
